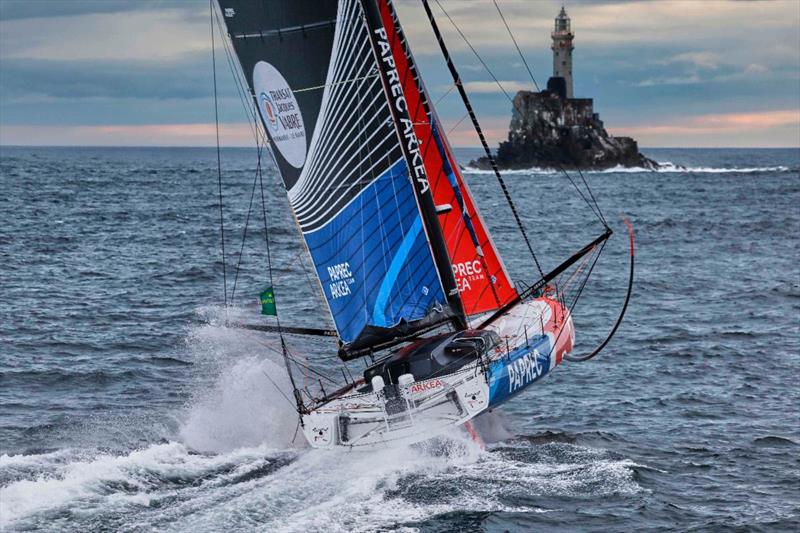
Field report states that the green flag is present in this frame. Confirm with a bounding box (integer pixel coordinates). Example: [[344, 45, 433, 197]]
[[260, 286, 277, 316]]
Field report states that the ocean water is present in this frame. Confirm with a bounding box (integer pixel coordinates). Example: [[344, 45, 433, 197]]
[[1, 146, 798, 532]]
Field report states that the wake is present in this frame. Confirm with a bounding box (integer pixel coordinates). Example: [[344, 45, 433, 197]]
[[0, 317, 643, 532]]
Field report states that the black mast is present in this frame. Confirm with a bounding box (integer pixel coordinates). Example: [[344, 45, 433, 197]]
[[381, 0, 503, 310], [421, 0, 545, 279], [359, 0, 467, 331]]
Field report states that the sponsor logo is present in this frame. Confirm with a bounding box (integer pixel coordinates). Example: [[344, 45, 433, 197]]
[[452, 260, 485, 293], [252, 61, 307, 168], [372, 28, 430, 195], [507, 350, 544, 394], [464, 389, 485, 410], [410, 379, 443, 394], [223, 8, 235, 18], [327, 262, 354, 300], [259, 92, 278, 131], [311, 426, 329, 442]]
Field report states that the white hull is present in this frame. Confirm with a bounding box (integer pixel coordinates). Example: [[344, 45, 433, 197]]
[[301, 297, 574, 450]]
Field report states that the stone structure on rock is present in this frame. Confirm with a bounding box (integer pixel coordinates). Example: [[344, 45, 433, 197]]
[[470, 7, 657, 171], [551, 6, 574, 99]]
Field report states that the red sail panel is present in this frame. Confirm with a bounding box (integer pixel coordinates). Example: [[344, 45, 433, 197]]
[[378, 0, 517, 316]]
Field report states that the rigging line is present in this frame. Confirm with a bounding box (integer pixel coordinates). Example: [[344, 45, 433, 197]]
[[292, 72, 379, 94], [434, 82, 456, 106], [566, 218, 634, 362], [213, 8, 261, 144], [492, 0, 604, 226], [567, 240, 606, 314], [446, 112, 469, 136], [288, 248, 322, 302], [433, 0, 513, 103], [492, 0, 539, 92], [433, 0, 608, 230], [561, 245, 600, 311], [243, 329, 340, 385], [258, 148, 305, 414], [229, 141, 265, 305], [210, 0, 228, 310], [561, 166, 605, 224], [423, 0, 545, 279], [285, 351, 339, 385], [259, 367, 298, 411], [577, 167, 607, 225], [557, 246, 596, 297]]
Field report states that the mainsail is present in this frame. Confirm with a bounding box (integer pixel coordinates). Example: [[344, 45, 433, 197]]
[[217, 0, 466, 354], [376, 0, 518, 316]]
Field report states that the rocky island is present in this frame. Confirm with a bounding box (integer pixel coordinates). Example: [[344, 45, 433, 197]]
[[469, 7, 658, 171]]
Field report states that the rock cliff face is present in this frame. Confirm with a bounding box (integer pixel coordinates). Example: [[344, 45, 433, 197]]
[[469, 90, 658, 171]]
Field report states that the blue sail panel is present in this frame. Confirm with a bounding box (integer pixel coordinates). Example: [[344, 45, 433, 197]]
[[304, 158, 446, 345]]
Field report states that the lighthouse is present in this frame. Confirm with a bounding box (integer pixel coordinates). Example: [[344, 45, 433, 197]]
[[468, 4, 658, 171], [551, 6, 574, 98]]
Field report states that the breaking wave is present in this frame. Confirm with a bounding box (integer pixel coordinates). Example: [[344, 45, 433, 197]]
[[0, 435, 644, 531], [0, 320, 646, 531], [178, 321, 301, 454], [461, 162, 793, 175]]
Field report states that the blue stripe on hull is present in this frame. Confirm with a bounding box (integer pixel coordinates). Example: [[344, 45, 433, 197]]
[[487, 334, 554, 407]]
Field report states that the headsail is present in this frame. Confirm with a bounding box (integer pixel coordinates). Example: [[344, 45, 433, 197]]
[[376, 0, 518, 317], [217, 0, 464, 354]]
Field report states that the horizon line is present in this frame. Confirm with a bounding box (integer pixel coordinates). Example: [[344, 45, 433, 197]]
[[2, 144, 799, 150]]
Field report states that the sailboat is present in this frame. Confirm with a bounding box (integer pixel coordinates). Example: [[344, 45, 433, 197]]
[[211, 0, 634, 449]]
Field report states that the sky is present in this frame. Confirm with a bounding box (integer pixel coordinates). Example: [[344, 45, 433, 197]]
[[0, 0, 798, 148]]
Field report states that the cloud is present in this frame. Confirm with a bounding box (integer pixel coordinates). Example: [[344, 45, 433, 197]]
[[635, 74, 703, 87], [671, 109, 799, 130], [459, 81, 534, 94], [0, 122, 255, 147], [0, 55, 214, 101], [660, 52, 722, 70], [0, 0, 798, 148], [0, 0, 165, 21], [610, 109, 800, 146], [743, 63, 770, 75], [634, 62, 781, 87], [397, 0, 799, 54], [0, 7, 208, 61]]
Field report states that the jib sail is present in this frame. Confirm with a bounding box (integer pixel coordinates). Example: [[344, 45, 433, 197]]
[[376, 0, 518, 317], [217, 0, 464, 354]]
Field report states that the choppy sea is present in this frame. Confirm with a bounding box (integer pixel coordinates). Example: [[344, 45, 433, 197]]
[[1, 146, 798, 532]]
